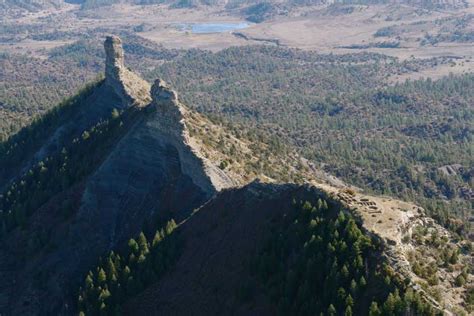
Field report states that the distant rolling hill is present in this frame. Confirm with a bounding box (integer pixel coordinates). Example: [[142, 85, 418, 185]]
[[2, 0, 466, 13], [0, 0, 63, 11]]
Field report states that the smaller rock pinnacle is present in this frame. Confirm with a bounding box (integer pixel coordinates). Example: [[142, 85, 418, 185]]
[[152, 79, 178, 103]]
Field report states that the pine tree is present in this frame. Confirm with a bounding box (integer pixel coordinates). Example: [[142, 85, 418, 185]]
[[99, 302, 106, 313], [97, 268, 107, 284], [344, 305, 353, 316], [152, 230, 163, 248], [111, 108, 119, 119], [341, 264, 349, 278], [138, 253, 146, 264], [369, 301, 381, 316], [345, 294, 354, 307], [165, 219, 177, 235], [328, 304, 337, 316], [317, 199, 323, 210], [128, 238, 139, 254], [106, 256, 117, 282], [138, 232, 149, 255], [85, 273, 94, 289], [98, 288, 111, 302], [322, 200, 328, 211], [384, 292, 396, 314], [350, 279, 358, 295]]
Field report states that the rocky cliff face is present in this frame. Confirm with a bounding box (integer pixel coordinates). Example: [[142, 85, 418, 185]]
[[150, 78, 237, 191]]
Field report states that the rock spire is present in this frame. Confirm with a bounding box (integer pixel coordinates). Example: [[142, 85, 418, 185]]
[[103, 35, 151, 107]]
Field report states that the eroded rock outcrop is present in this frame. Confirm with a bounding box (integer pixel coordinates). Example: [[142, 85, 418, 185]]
[[149, 78, 237, 191], [104, 35, 151, 107]]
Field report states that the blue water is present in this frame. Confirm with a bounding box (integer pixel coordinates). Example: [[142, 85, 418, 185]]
[[178, 23, 249, 34]]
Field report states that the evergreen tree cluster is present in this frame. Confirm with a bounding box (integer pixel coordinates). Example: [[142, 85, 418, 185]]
[[78, 219, 179, 315], [257, 199, 440, 316], [0, 93, 138, 237], [0, 80, 99, 180]]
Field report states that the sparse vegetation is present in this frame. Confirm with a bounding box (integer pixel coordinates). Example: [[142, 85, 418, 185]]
[[405, 224, 471, 310]]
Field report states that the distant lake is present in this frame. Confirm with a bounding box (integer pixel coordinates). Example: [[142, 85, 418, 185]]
[[177, 23, 249, 34]]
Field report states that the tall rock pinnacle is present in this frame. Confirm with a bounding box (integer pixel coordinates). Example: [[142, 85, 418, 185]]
[[104, 35, 125, 83], [103, 35, 151, 107]]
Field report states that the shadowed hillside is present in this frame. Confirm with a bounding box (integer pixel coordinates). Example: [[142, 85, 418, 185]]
[[79, 182, 440, 315]]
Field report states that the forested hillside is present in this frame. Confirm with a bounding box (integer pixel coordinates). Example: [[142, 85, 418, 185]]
[[4, 0, 463, 13], [0, 80, 146, 235], [0, 53, 99, 139], [0, 0, 63, 11], [77, 0, 468, 12], [77, 184, 439, 315]]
